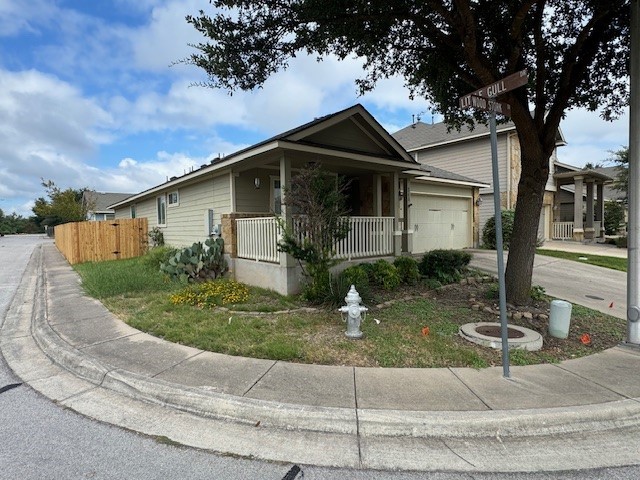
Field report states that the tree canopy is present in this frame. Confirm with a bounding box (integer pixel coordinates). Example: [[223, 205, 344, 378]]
[[32, 180, 89, 227], [186, 1, 630, 303], [609, 146, 629, 201]]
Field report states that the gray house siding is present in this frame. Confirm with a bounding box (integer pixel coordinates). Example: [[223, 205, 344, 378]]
[[415, 135, 508, 195]]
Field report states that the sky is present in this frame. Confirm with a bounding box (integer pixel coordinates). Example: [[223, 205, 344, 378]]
[[0, 0, 630, 217]]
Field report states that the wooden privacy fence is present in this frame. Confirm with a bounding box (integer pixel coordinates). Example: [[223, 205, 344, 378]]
[[55, 218, 148, 264]]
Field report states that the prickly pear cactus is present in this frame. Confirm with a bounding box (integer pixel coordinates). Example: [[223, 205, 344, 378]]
[[160, 237, 227, 282]]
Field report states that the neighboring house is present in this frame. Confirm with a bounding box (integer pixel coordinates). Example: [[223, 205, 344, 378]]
[[83, 191, 134, 221], [553, 162, 616, 237], [109, 104, 487, 295], [393, 120, 611, 242]]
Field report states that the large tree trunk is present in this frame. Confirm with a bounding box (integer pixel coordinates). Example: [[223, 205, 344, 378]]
[[504, 139, 550, 305]]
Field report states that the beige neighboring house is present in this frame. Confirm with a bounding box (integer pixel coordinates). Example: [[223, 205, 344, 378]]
[[83, 191, 134, 221], [393, 118, 610, 241], [109, 104, 487, 295]]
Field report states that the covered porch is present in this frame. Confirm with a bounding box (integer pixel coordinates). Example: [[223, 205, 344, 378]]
[[552, 170, 613, 241], [217, 105, 419, 295]]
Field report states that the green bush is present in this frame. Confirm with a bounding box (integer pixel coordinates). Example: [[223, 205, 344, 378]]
[[616, 235, 628, 248], [393, 256, 420, 285], [367, 260, 401, 291], [324, 267, 372, 306], [340, 265, 370, 290], [604, 200, 625, 235], [482, 210, 515, 250], [419, 249, 472, 284], [142, 246, 178, 269]]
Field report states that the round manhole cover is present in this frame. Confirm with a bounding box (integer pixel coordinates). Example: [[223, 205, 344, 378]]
[[475, 325, 525, 339]]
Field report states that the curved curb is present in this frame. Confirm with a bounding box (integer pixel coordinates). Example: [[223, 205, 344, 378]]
[[32, 313, 640, 439]]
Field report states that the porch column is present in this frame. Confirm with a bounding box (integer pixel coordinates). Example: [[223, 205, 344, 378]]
[[573, 175, 584, 241], [391, 171, 402, 256], [279, 155, 295, 268], [402, 178, 413, 253], [596, 182, 605, 238], [373, 174, 382, 216], [584, 180, 595, 240]]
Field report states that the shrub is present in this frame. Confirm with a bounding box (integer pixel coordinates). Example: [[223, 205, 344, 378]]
[[368, 259, 401, 291], [530, 284, 546, 301], [324, 267, 372, 306], [616, 235, 628, 248], [142, 246, 178, 269], [340, 265, 370, 290], [482, 210, 515, 250], [604, 200, 625, 235], [170, 280, 249, 307], [148, 227, 165, 247], [160, 238, 226, 282], [419, 249, 472, 284], [393, 256, 420, 285]]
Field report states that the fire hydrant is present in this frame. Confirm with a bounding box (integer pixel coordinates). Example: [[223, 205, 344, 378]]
[[338, 285, 368, 339]]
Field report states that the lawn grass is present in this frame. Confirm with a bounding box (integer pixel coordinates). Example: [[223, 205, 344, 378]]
[[536, 249, 627, 272], [74, 251, 625, 368]]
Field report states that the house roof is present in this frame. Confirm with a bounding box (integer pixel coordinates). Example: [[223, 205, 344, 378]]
[[393, 119, 567, 152], [83, 191, 134, 213], [109, 104, 423, 209], [403, 164, 489, 188]]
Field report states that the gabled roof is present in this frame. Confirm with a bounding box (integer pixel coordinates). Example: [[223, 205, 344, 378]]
[[110, 104, 419, 209], [393, 119, 567, 152], [83, 191, 134, 213]]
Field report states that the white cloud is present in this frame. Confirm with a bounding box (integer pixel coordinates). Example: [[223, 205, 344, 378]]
[[0, 0, 57, 36], [559, 108, 629, 167], [130, 0, 205, 72]]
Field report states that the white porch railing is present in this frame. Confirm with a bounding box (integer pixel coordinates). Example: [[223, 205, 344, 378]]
[[236, 216, 395, 263], [553, 222, 574, 240], [552, 221, 602, 240], [236, 217, 281, 263]]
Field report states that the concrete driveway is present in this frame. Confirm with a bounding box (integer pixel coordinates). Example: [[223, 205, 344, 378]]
[[469, 249, 627, 319]]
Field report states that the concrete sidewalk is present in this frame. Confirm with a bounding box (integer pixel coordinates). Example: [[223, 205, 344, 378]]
[[2, 244, 640, 472]]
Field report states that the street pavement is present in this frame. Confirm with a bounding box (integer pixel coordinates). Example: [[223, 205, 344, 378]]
[[1, 238, 640, 474]]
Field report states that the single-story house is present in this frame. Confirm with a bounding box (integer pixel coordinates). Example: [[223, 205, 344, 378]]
[[109, 104, 487, 295], [83, 191, 134, 221]]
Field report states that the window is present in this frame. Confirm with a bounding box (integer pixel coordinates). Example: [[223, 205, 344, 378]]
[[168, 191, 179, 206], [157, 195, 166, 225], [130, 205, 136, 219]]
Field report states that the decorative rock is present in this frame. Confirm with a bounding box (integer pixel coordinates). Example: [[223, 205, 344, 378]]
[[512, 312, 523, 320], [483, 306, 494, 314], [482, 276, 491, 283], [471, 304, 481, 311], [469, 297, 476, 303], [376, 304, 385, 309], [522, 312, 534, 320], [468, 277, 477, 284], [460, 278, 468, 285], [538, 314, 549, 321], [507, 312, 513, 319], [506, 303, 516, 310]]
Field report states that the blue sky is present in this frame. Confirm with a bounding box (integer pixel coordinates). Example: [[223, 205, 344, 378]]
[[0, 0, 630, 217]]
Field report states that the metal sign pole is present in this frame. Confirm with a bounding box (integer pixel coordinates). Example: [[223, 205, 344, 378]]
[[489, 110, 511, 377], [627, 0, 640, 345]]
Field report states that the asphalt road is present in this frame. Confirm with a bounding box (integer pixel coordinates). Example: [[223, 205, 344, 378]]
[[1, 235, 639, 479]]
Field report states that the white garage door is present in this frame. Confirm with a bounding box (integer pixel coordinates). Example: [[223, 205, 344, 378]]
[[412, 195, 471, 253]]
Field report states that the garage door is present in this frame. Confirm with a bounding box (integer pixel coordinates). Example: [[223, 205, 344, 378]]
[[412, 195, 471, 253]]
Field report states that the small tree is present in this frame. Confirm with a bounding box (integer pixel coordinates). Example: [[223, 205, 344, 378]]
[[277, 164, 351, 302], [609, 147, 629, 203], [604, 200, 625, 235], [32, 180, 89, 227]]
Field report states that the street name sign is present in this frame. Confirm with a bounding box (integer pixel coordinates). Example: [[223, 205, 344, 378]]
[[458, 70, 528, 115]]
